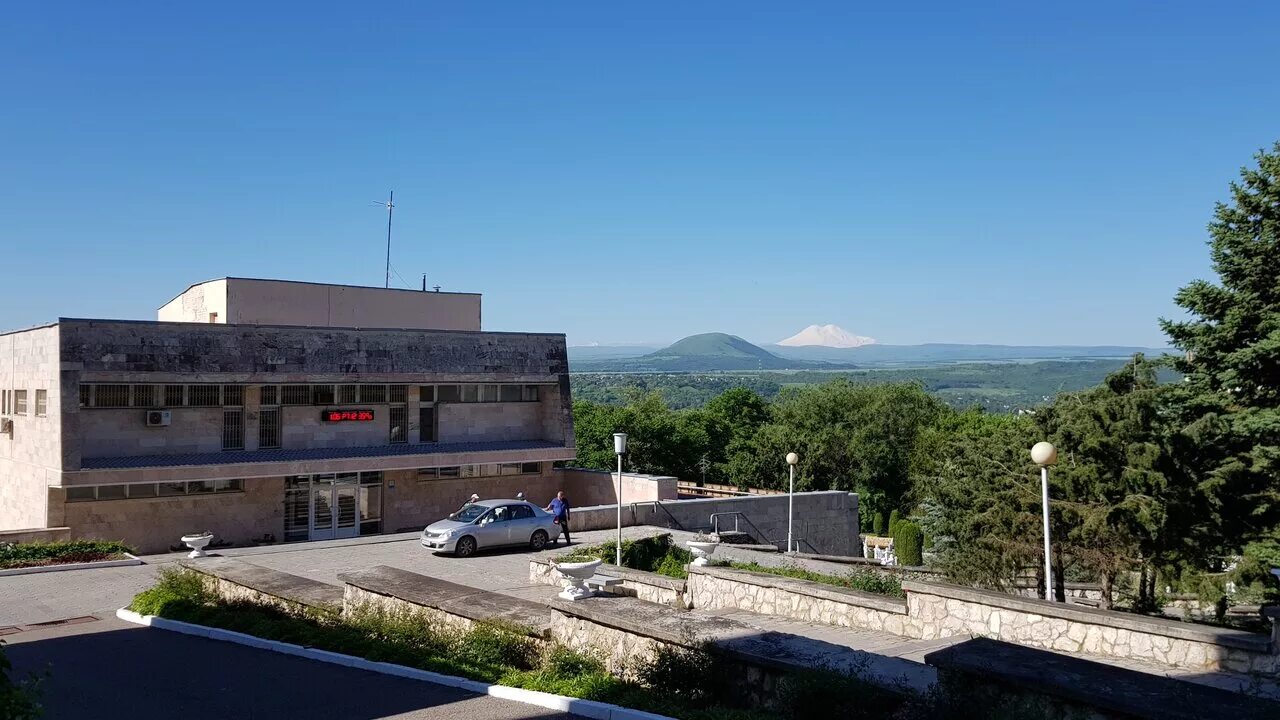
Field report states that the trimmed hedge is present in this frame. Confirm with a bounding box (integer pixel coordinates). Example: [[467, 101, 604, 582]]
[[892, 522, 924, 567], [887, 510, 902, 536], [0, 539, 133, 570]]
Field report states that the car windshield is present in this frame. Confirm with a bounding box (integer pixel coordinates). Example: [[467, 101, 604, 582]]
[[453, 504, 491, 523]]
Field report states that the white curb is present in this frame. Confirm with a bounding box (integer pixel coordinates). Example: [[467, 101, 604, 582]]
[[0, 553, 144, 576], [116, 608, 672, 720]]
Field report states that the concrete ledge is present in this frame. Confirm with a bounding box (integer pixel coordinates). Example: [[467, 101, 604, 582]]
[[0, 527, 72, 544], [181, 557, 343, 610], [597, 564, 686, 592], [114, 607, 672, 720], [902, 580, 1271, 652], [692, 564, 908, 615], [0, 553, 142, 576], [341, 565, 562, 636], [924, 637, 1280, 720]]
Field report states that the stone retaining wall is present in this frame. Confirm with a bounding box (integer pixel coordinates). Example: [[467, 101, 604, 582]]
[[688, 565, 909, 635], [685, 565, 1280, 678], [529, 557, 689, 608], [901, 581, 1278, 676]]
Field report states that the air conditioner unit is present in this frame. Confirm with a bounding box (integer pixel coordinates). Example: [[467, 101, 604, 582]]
[[145, 410, 172, 427], [1, 418, 12, 435]]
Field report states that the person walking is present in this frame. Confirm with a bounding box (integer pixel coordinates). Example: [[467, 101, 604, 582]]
[[545, 490, 571, 546]]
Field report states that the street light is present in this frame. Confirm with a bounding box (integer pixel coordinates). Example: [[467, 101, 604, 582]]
[[1031, 441, 1058, 602], [786, 452, 799, 553], [614, 433, 628, 566]]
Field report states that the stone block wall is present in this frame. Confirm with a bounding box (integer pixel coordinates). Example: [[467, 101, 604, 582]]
[[567, 491, 861, 556], [529, 557, 689, 608], [60, 476, 284, 553], [1, 324, 63, 530]]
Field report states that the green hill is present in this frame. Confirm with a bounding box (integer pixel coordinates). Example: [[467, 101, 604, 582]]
[[636, 333, 806, 371]]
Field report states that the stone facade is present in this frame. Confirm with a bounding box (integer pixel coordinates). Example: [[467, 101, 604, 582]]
[[0, 324, 64, 531], [529, 556, 690, 608]]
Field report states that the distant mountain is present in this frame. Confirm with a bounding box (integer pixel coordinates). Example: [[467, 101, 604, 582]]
[[572, 333, 848, 371], [770, 343, 1174, 366], [777, 324, 876, 348]]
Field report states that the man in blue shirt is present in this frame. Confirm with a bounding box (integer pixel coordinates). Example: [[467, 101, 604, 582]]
[[544, 490, 571, 546]]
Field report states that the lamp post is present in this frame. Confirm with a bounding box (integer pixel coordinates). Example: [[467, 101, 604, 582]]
[[614, 433, 628, 566], [1031, 441, 1058, 602], [786, 452, 799, 553]]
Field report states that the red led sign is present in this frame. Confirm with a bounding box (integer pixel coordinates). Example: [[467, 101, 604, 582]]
[[322, 409, 375, 422]]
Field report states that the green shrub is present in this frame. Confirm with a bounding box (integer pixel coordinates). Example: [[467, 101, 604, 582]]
[[887, 509, 902, 536], [0, 539, 133, 570], [129, 567, 210, 616], [637, 645, 730, 703], [560, 534, 692, 578], [0, 639, 42, 720], [892, 522, 924, 567], [872, 512, 886, 536], [775, 668, 900, 719]]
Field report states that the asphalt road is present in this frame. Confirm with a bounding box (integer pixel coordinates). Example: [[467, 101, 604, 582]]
[[4, 615, 573, 720]]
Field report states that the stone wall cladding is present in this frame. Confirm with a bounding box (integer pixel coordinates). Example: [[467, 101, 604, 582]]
[[0, 526, 71, 543], [344, 584, 484, 637], [901, 584, 1279, 676], [61, 476, 284, 553], [687, 566, 910, 636], [0, 325, 63, 530], [384, 467, 565, 533]]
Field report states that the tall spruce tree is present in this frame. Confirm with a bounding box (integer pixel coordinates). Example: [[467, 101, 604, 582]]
[[1161, 142, 1280, 553]]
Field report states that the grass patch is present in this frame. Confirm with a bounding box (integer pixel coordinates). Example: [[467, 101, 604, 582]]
[[727, 561, 905, 598], [0, 539, 133, 570], [559, 534, 694, 579]]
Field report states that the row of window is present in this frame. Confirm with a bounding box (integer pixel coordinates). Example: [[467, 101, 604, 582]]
[[66, 478, 244, 502], [417, 462, 542, 480], [1, 389, 46, 416], [78, 383, 543, 409]]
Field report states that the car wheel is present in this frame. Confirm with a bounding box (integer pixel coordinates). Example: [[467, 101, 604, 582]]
[[455, 536, 477, 558], [530, 530, 549, 551]]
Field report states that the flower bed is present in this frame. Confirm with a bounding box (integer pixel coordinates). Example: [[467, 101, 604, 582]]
[[0, 539, 134, 570], [726, 560, 905, 598], [557, 533, 693, 579]]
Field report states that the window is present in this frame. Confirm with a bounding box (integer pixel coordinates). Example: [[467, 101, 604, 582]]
[[159, 482, 187, 496], [417, 468, 438, 480], [259, 385, 278, 406], [35, 390, 48, 416], [259, 408, 281, 449], [389, 385, 407, 404], [419, 386, 435, 403], [437, 466, 460, 478], [359, 473, 382, 534], [128, 483, 157, 498], [389, 406, 407, 443], [510, 504, 534, 520], [360, 385, 387, 404], [437, 385, 460, 403], [499, 385, 521, 402], [188, 385, 221, 407], [79, 385, 90, 408], [282, 385, 310, 405], [165, 384, 185, 407], [418, 406, 436, 442], [187, 480, 215, 494], [223, 385, 244, 406], [66, 486, 96, 502], [338, 384, 358, 403], [481, 384, 499, 403], [212, 479, 243, 493], [521, 461, 541, 474], [222, 410, 244, 450], [523, 385, 540, 402], [312, 384, 335, 405], [14, 390, 28, 415], [94, 385, 129, 408], [97, 485, 127, 500], [500, 463, 521, 476], [128, 385, 153, 408], [461, 385, 479, 403]]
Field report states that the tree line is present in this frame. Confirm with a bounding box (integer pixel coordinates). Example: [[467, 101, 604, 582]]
[[569, 143, 1280, 610]]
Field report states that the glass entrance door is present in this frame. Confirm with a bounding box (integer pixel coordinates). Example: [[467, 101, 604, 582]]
[[309, 474, 359, 541]]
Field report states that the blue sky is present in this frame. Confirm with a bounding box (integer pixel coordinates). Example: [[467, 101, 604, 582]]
[[2, 2, 1277, 347]]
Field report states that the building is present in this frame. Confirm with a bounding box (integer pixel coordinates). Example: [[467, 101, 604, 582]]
[[0, 278, 577, 553]]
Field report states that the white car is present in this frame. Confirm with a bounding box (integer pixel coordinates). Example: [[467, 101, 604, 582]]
[[420, 499, 560, 557]]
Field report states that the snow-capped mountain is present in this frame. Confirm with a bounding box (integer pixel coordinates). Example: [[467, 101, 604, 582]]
[[776, 324, 877, 348]]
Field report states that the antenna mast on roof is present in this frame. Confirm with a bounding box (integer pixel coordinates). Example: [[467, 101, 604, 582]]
[[373, 190, 395, 288]]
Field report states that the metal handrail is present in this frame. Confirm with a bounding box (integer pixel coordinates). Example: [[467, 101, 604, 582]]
[[709, 511, 773, 547]]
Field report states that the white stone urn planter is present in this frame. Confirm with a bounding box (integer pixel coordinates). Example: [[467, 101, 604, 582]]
[[553, 558, 602, 601], [686, 540, 719, 567], [181, 532, 214, 559]]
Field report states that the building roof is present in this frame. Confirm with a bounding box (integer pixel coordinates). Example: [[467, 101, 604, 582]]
[[158, 276, 481, 310], [79, 439, 568, 470]]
